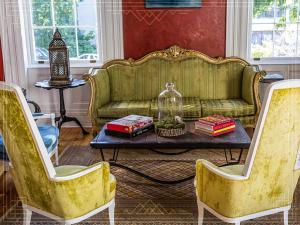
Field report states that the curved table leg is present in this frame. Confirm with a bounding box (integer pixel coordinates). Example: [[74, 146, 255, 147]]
[[110, 162, 195, 185], [148, 148, 192, 155], [108, 148, 194, 184]]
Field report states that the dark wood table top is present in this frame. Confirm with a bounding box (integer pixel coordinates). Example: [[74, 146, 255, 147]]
[[34, 79, 86, 90], [90, 120, 251, 149]]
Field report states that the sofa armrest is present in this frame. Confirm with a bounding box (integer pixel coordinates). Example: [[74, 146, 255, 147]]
[[84, 69, 110, 133], [242, 65, 266, 115]]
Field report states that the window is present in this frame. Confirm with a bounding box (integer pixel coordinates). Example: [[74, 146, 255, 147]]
[[251, 0, 300, 59], [28, 0, 99, 63]]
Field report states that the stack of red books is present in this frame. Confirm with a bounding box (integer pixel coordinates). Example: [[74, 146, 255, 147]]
[[105, 115, 154, 138], [195, 115, 236, 137]]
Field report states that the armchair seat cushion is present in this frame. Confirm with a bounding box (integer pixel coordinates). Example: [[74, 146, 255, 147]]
[[97, 100, 151, 118], [150, 97, 202, 118], [201, 99, 255, 117], [55, 165, 87, 176], [0, 125, 59, 161], [218, 164, 244, 176]]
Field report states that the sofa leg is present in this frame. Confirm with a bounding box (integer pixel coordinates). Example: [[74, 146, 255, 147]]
[[284, 210, 289, 225], [109, 200, 115, 225], [197, 199, 204, 225], [23, 208, 32, 225]]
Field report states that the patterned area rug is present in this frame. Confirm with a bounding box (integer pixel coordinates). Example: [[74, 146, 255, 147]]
[[2, 146, 300, 224]]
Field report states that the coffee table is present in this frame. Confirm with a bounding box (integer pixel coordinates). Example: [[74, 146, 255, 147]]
[[90, 120, 251, 184]]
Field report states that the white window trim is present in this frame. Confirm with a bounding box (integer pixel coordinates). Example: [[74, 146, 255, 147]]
[[23, 0, 102, 67], [0, 0, 124, 76], [226, 0, 300, 65]]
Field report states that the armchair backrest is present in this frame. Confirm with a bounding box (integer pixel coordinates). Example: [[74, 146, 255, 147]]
[[0, 82, 56, 199], [243, 80, 300, 204], [103, 46, 249, 101]]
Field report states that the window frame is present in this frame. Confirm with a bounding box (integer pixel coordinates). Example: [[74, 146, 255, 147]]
[[248, 0, 300, 64], [23, 0, 103, 68], [226, 0, 300, 65]]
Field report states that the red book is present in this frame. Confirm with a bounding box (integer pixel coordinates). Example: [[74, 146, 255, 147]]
[[195, 121, 236, 131], [107, 115, 153, 134], [197, 115, 234, 127], [197, 127, 235, 137]]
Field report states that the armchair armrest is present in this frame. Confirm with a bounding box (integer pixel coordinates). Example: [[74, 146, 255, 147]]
[[195, 159, 248, 205], [85, 69, 111, 133], [196, 159, 247, 182], [45, 162, 114, 218]]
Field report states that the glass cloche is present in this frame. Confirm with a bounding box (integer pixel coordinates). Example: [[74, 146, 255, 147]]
[[155, 82, 186, 137]]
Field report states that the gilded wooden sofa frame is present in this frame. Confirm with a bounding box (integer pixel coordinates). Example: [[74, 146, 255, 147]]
[[85, 45, 265, 134]]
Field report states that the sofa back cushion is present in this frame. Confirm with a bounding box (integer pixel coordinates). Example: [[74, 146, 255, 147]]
[[105, 47, 248, 102]]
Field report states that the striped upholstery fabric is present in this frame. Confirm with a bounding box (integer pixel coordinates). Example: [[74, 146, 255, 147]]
[[150, 97, 202, 118], [201, 99, 255, 117], [237, 116, 255, 128], [107, 59, 245, 101], [97, 101, 151, 118]]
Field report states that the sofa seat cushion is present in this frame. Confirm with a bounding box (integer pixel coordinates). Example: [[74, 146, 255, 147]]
[[201, 99, 255, 117], [150, 97, 202, 118], [98, 100, 151, 118]]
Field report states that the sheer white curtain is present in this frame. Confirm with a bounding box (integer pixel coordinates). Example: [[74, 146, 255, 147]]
[[226, 0, 252, 59], [0, 0, 27, 88], [100, 0, 124, 62]]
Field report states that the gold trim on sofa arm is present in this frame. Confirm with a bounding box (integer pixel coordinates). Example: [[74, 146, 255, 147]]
[[253, 68, 266, 125], [101, 45, 250, 69], [83, 69, 100, 136]]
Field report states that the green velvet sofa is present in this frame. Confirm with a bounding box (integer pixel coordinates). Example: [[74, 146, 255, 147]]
[[86, 46, 265, 134]]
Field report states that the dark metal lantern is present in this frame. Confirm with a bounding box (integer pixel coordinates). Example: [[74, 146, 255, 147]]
[[48, 28, 72, 86]]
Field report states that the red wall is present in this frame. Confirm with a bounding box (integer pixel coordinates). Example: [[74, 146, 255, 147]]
[[123, 0, 226, 59], [0, 41, 4, 81]]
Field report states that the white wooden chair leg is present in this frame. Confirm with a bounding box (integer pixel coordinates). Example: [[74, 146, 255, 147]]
[[284, 210, 289, 225], [23, 208, 32, 225], [108, 200, 115, 225], [197, 199, 204, 225]]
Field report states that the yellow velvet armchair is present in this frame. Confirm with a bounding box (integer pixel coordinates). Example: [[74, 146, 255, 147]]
[[0, 82, 116, 225], [195, 80, 300, 225]]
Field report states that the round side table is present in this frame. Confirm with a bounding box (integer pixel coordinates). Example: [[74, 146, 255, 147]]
[[35, 79, 89, 135]]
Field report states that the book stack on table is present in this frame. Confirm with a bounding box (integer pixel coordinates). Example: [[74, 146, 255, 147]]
[[105, 115, 154, 138], [195, 115, 236, 137]]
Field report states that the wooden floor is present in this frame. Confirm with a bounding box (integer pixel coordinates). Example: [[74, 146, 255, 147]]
[[0, 127, 93, 219]]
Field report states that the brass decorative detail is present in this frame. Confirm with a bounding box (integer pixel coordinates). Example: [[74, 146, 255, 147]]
[[254, 70, 266, 125], [101, 45, 250, 69], [84, 68, 100, 135]]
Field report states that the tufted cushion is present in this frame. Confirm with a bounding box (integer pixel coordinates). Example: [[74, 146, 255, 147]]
[[150, 97, 202, 118], [201, 99, 255, 117], [0, 125, 59, 161], [97, 100, 151, 118]]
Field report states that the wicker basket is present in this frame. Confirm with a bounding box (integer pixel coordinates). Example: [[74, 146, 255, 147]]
[[155, 127, 186, 137]]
